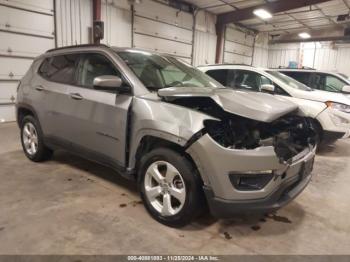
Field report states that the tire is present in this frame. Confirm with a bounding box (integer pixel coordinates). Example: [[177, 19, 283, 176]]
[[138, 148, 205, 227], [20, 115, 53, 162]]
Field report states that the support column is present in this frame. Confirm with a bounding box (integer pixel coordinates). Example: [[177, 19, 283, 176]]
[[93, 0, 102, 44], [215, 23, 225, 64]]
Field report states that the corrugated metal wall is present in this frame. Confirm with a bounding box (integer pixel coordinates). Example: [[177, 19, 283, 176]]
[[223, 24, 255, 65], [56, 0, 92, 47], [192, 10, 217, 66], [268, 41, 350, 76], [334, 45, 350, 76], [268, 43, 300, 68], [252, 33, 269, 68], [133, 0, 194, 64], [101, 0, 131, 47]]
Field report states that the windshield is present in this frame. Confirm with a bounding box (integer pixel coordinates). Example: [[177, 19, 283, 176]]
[[117, 50, 222, 91], [266, 70, 313, 91]]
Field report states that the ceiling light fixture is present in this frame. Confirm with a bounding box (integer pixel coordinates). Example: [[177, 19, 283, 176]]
[[299, 32, 311, 39], [253, 9, 272, 19]]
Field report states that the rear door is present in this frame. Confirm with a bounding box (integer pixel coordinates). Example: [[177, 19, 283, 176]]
[[64, 52, 132, 168], [37, 53, 80, 143]]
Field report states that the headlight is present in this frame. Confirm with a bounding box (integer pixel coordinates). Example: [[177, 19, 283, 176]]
[[326, 101, 350, 113]]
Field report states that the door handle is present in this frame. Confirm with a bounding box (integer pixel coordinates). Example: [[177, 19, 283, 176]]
[[35, 85, 45, 91], [69, 93, 83, 100]]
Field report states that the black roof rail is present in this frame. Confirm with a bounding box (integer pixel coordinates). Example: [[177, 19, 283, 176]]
[[46, 44, 109, 53]]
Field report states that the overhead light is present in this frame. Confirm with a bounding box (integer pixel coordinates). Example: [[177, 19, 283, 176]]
[[299, 32, 311, 39], [253, 9, 272, 19]]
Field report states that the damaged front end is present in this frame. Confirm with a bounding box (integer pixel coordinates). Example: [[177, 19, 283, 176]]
[[162, 91, 317, 163], [158, 87, 317, 216], [204, 114, 317, 164]]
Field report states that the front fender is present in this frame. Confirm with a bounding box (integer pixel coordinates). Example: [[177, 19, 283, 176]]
[[128, 97, 217, 169]]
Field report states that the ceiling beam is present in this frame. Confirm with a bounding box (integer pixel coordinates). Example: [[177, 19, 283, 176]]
[[217, 0, 333, 25], [269, 25, 349, 43]]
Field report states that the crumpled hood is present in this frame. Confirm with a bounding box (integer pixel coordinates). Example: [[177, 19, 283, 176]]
[[158, 87, 298, 122]]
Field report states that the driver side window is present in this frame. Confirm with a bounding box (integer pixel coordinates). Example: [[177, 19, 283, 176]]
[[234, 70, 260, 91], [234, 70, 273, 91], [77, 53, 121, 90]]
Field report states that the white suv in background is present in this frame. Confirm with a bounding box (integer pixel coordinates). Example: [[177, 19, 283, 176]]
[[199, 65, 350, 144]]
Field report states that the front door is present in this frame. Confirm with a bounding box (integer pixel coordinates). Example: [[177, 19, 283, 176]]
[[64, 52, 132, 168]]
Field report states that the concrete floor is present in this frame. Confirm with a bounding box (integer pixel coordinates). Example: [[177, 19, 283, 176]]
[[0, 122, 350, 255]]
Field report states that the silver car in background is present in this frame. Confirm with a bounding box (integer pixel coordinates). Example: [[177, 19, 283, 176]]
[[16, 45, 316, 227]]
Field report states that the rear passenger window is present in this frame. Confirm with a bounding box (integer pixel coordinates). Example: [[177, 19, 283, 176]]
[[39, 54, 79, 84]]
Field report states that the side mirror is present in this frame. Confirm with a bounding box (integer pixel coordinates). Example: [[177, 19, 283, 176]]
[[342, 85, 350, 94], [261, 84, 275, 93], [93, 75, 130, 93]]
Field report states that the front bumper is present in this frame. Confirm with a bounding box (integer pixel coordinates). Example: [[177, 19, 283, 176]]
[[187, 134, 316, 217], [203, 170, 312, 218]]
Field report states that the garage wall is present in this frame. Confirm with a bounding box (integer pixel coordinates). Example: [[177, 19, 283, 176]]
[[223, 24, 255, 65], [268, 43, 300, 68], [252, 33, 269, 68], [133, 0, 193, 64], [301, 42, 350, 76], [192, 10, 216, 66], [101, 0, 131, 47], [268, 41, 350, 76], [0, 0, 55, 122], [55, 0, 92, 47]]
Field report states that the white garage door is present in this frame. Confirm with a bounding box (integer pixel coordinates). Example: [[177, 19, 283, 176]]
[[133, 0, 193, 64], [223, 25, 254, 65], [0, 0, 55, 122]]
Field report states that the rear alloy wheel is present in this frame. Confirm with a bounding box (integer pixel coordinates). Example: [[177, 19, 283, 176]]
[[139, 148, 205, 227], [20, 115, 53, 162], [22, 122, 39, 156]]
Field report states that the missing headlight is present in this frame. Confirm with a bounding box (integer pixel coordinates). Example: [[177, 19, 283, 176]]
[[204, 115, 316, 162]]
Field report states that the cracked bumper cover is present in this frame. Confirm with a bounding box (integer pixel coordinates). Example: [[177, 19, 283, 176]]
[[186, 134, 316, 218]]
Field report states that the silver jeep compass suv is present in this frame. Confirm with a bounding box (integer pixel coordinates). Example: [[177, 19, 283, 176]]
[[16, 45, 317, 227]]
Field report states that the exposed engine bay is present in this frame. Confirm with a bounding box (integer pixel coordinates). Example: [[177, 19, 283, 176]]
[[166, 97, 317, 163]]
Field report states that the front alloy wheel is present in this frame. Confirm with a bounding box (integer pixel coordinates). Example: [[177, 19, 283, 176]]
[[144, 161, 186, 216], [139, 148, 205, 227]]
